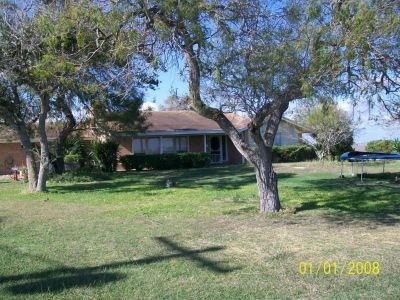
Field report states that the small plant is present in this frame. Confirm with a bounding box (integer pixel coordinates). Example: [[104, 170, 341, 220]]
[[19, 165, 28, 183], [91, 140, 119, 172]]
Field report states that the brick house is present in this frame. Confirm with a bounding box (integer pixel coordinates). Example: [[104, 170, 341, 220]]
[[0, 111, 308, 174], [115, 111, 249, 165]]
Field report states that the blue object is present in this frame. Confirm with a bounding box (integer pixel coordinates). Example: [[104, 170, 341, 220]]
[[340, 151, 400, 162]]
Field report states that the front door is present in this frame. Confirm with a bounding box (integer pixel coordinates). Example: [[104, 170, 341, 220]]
[[207, 136, 227, 164], [210, 136, 221, 163]]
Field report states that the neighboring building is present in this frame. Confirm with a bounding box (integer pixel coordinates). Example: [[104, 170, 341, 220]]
[[0, 111, 308, 174], [274, 118, 309, 146], [248, 117, 310, 148]]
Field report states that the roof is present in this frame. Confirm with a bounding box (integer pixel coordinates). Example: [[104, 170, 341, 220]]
[[0, 111, 306, 142], [0, 123, 93, 143], [136, 111, 249, 136], [281, 117, 311, 132]]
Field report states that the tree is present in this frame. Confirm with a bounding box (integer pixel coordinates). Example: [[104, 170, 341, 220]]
[[0, 2, 41, 191], [131, 0, 400, 212], [0, 81, 40, 192], [306, 102, 354, 159], [0, 0, 155, 191], [159, 94, 191, 111], [335, 0, 400, 124]]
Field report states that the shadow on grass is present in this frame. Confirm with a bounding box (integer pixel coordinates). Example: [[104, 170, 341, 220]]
[[49, 166, 296, 195], [0, 236, 238, 295], [294, 173, 400, 225]]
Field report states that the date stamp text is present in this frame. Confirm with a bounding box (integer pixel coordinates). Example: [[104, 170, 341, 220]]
[[298, 261, 380, 276]]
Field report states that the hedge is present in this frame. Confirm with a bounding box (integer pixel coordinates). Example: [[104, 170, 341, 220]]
[[366, 139, 398, 153], [120, 152, 211, 171], [272, 145, 316, 162]]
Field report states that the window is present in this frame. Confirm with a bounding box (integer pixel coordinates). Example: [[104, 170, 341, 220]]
[[177, 137, 188, 152], [162, 138, 175, 153], [147, 138, 160, 154], [222, 136, 227, 161], [133, 139, 144, 154], [134, 137, 187, 155]]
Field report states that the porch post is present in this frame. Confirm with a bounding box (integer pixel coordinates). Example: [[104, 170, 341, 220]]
[[203, 135, 207, 153]]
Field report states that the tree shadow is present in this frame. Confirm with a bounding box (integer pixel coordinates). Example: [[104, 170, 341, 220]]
[[0, 236, 238, 295], [294, 174, 400, 225], [49, 166, 290, 194]]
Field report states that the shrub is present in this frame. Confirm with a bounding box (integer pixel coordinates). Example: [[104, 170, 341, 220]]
[[146, 154, 181, 170], [120, 152, 210, 171], [91, 140, 119, 172], [64, 153, 81, 171], [366, 140, 394, 153], [64, 135, 90, 168], [178, 152, 210, 168], [392, 139, 400, 152], [64, 154, 81, 164], [272, 145, 316, 163], [120, 154, 146, 171], [49, 167, 110, 183]]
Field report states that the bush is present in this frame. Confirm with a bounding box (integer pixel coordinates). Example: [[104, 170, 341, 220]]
[[49, 166, 111, 183], [63, 134, 90, 168], [120, 152, 210, 171], [178, 152, 211, 168], [272, 145, 316, 163], [91, 140, 119, 172], [366, 140, 395, 153], [393, 139, 400, 152], [64, 153, 81, 164], [120, 154, 146, 171]]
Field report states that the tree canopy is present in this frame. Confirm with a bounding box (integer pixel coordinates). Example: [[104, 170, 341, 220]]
[[0, 0, 155, 191], [129, 0, 400, 212], [306, 101, 354, 159]]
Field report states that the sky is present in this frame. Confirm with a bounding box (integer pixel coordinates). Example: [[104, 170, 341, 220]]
[[142, 69, 400, 145]]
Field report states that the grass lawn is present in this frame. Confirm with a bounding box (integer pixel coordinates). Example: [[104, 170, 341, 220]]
[[0, 161, 399, 299]]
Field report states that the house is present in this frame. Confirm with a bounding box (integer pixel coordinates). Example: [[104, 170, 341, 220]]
[[0, 124, 92, 175], [274, 117, 310, 146], [0, 111, 308, 174], [114, 112, 309, 166], [114, 111, 249, 165]]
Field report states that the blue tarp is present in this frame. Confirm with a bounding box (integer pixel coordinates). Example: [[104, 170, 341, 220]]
[[340, 151, 400, 162]]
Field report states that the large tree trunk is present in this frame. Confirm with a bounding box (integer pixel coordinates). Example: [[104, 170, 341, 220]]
[[254, 157, 280, 212], [36, 94, 50, 192], [54, 94, 76, 174], [183, 47, 283, 212], [15, 123, 38, 192], [2, 85, 39, 191]]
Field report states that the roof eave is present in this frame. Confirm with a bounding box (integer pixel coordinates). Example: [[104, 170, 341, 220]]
[[118, 127, 248, 137]]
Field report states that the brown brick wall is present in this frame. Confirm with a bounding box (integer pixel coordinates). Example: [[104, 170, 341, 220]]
[[0, 143, 26, 175], [114, 137, 132, 171], [188, 136, 204, 153], [227, 138, 243, 165], [116, 137, 132, 156]]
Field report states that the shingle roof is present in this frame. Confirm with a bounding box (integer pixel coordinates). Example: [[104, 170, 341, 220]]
[[0, 123, 93, 143], [142, 111, 249, 133], [1, 112, 309, 142]]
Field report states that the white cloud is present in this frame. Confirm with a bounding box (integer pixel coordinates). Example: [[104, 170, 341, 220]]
[[141, 101, 159, 111]]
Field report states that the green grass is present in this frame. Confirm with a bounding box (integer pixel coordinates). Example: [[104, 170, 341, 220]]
[[0, 161, 399, 299]]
